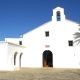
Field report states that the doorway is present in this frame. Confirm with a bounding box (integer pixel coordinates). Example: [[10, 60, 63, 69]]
[[43, 50, 53, 67]]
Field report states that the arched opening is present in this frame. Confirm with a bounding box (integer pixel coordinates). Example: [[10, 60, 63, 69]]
[[56, 11, 61, 21], [14, 52, 18, 65], [19, 53, 23, 67], [43, 50, 53, 67]]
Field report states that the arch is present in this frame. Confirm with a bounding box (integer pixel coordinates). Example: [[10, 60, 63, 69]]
[[43, 50, 53, 67], [14, 52, 18, 65], [19, 53, 23, 67], [56, 11, 61, 21]]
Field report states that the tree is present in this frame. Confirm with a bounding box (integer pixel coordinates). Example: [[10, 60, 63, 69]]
[[74, 32, 80, 45]]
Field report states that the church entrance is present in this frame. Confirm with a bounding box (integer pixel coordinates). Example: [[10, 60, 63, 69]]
[[43, 50, 53, 67]]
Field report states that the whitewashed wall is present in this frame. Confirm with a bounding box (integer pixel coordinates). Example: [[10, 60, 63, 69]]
[[0, 42, 24, 71], [22, 7, 80, 68], [3, 7, 80, 69], [5, 38, 22, 45], [7, 42, 24, 70], [0, 42, 8, 70]]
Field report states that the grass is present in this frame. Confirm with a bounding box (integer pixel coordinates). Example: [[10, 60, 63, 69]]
[[0, 68, 80, 80]]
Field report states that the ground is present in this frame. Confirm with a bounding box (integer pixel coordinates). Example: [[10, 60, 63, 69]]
[[0, 68, 80, 80]]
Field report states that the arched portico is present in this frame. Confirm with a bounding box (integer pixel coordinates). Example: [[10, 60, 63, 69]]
[[14, 52, 18, 66], [19, 53, 23, 67], [14, 52, 23, 69]]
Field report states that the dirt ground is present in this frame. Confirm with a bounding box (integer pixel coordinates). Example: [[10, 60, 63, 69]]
[[0, 68, 80, 80]]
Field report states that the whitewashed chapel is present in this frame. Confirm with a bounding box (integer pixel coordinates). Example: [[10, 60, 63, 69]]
[[0, 7, 80, 71]]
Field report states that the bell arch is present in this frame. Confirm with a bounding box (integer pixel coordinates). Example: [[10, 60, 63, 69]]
[[56, 11, 61, 21]]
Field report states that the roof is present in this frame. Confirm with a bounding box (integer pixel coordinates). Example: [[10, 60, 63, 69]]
[[23, 6, 79, 36], [0, 41, 25, 48]]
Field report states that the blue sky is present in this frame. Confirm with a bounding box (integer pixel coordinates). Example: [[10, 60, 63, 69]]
[[0, 0, 80, 40]]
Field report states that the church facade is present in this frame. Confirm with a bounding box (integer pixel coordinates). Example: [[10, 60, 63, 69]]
[[0, 7, 80, 71]]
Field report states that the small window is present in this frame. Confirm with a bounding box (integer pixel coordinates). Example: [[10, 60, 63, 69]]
[[57, 11, 61, 21], [68, 40, 73, 46], [19, 41, 22, 45], [45, 45, 50, 48], [45, 31, 49, 37]]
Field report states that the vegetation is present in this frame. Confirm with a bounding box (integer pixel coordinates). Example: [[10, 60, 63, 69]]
[[74, 32, 80, 45]]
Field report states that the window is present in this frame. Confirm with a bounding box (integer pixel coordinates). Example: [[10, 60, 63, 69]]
[[45, 31, 49, 37], [68, 40, 73, 46], [19, 41, 22, 45], [45, 45, 50, 48], [56, 11, 61, 21]]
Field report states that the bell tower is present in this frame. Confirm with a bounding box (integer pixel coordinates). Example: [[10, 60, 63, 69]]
[[52, 7, 65, 22]]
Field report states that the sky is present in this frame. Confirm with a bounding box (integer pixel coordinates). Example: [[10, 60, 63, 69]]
[[0, 0, 80, 40]]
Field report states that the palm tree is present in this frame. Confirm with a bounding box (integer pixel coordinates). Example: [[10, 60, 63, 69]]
[[74, 32, 80, 45]]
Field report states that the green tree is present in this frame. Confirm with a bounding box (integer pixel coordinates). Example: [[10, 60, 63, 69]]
[[74, 32, 80, 45]]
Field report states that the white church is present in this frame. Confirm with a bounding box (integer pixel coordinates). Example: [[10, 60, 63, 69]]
[[0, 7, 80, 71]]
